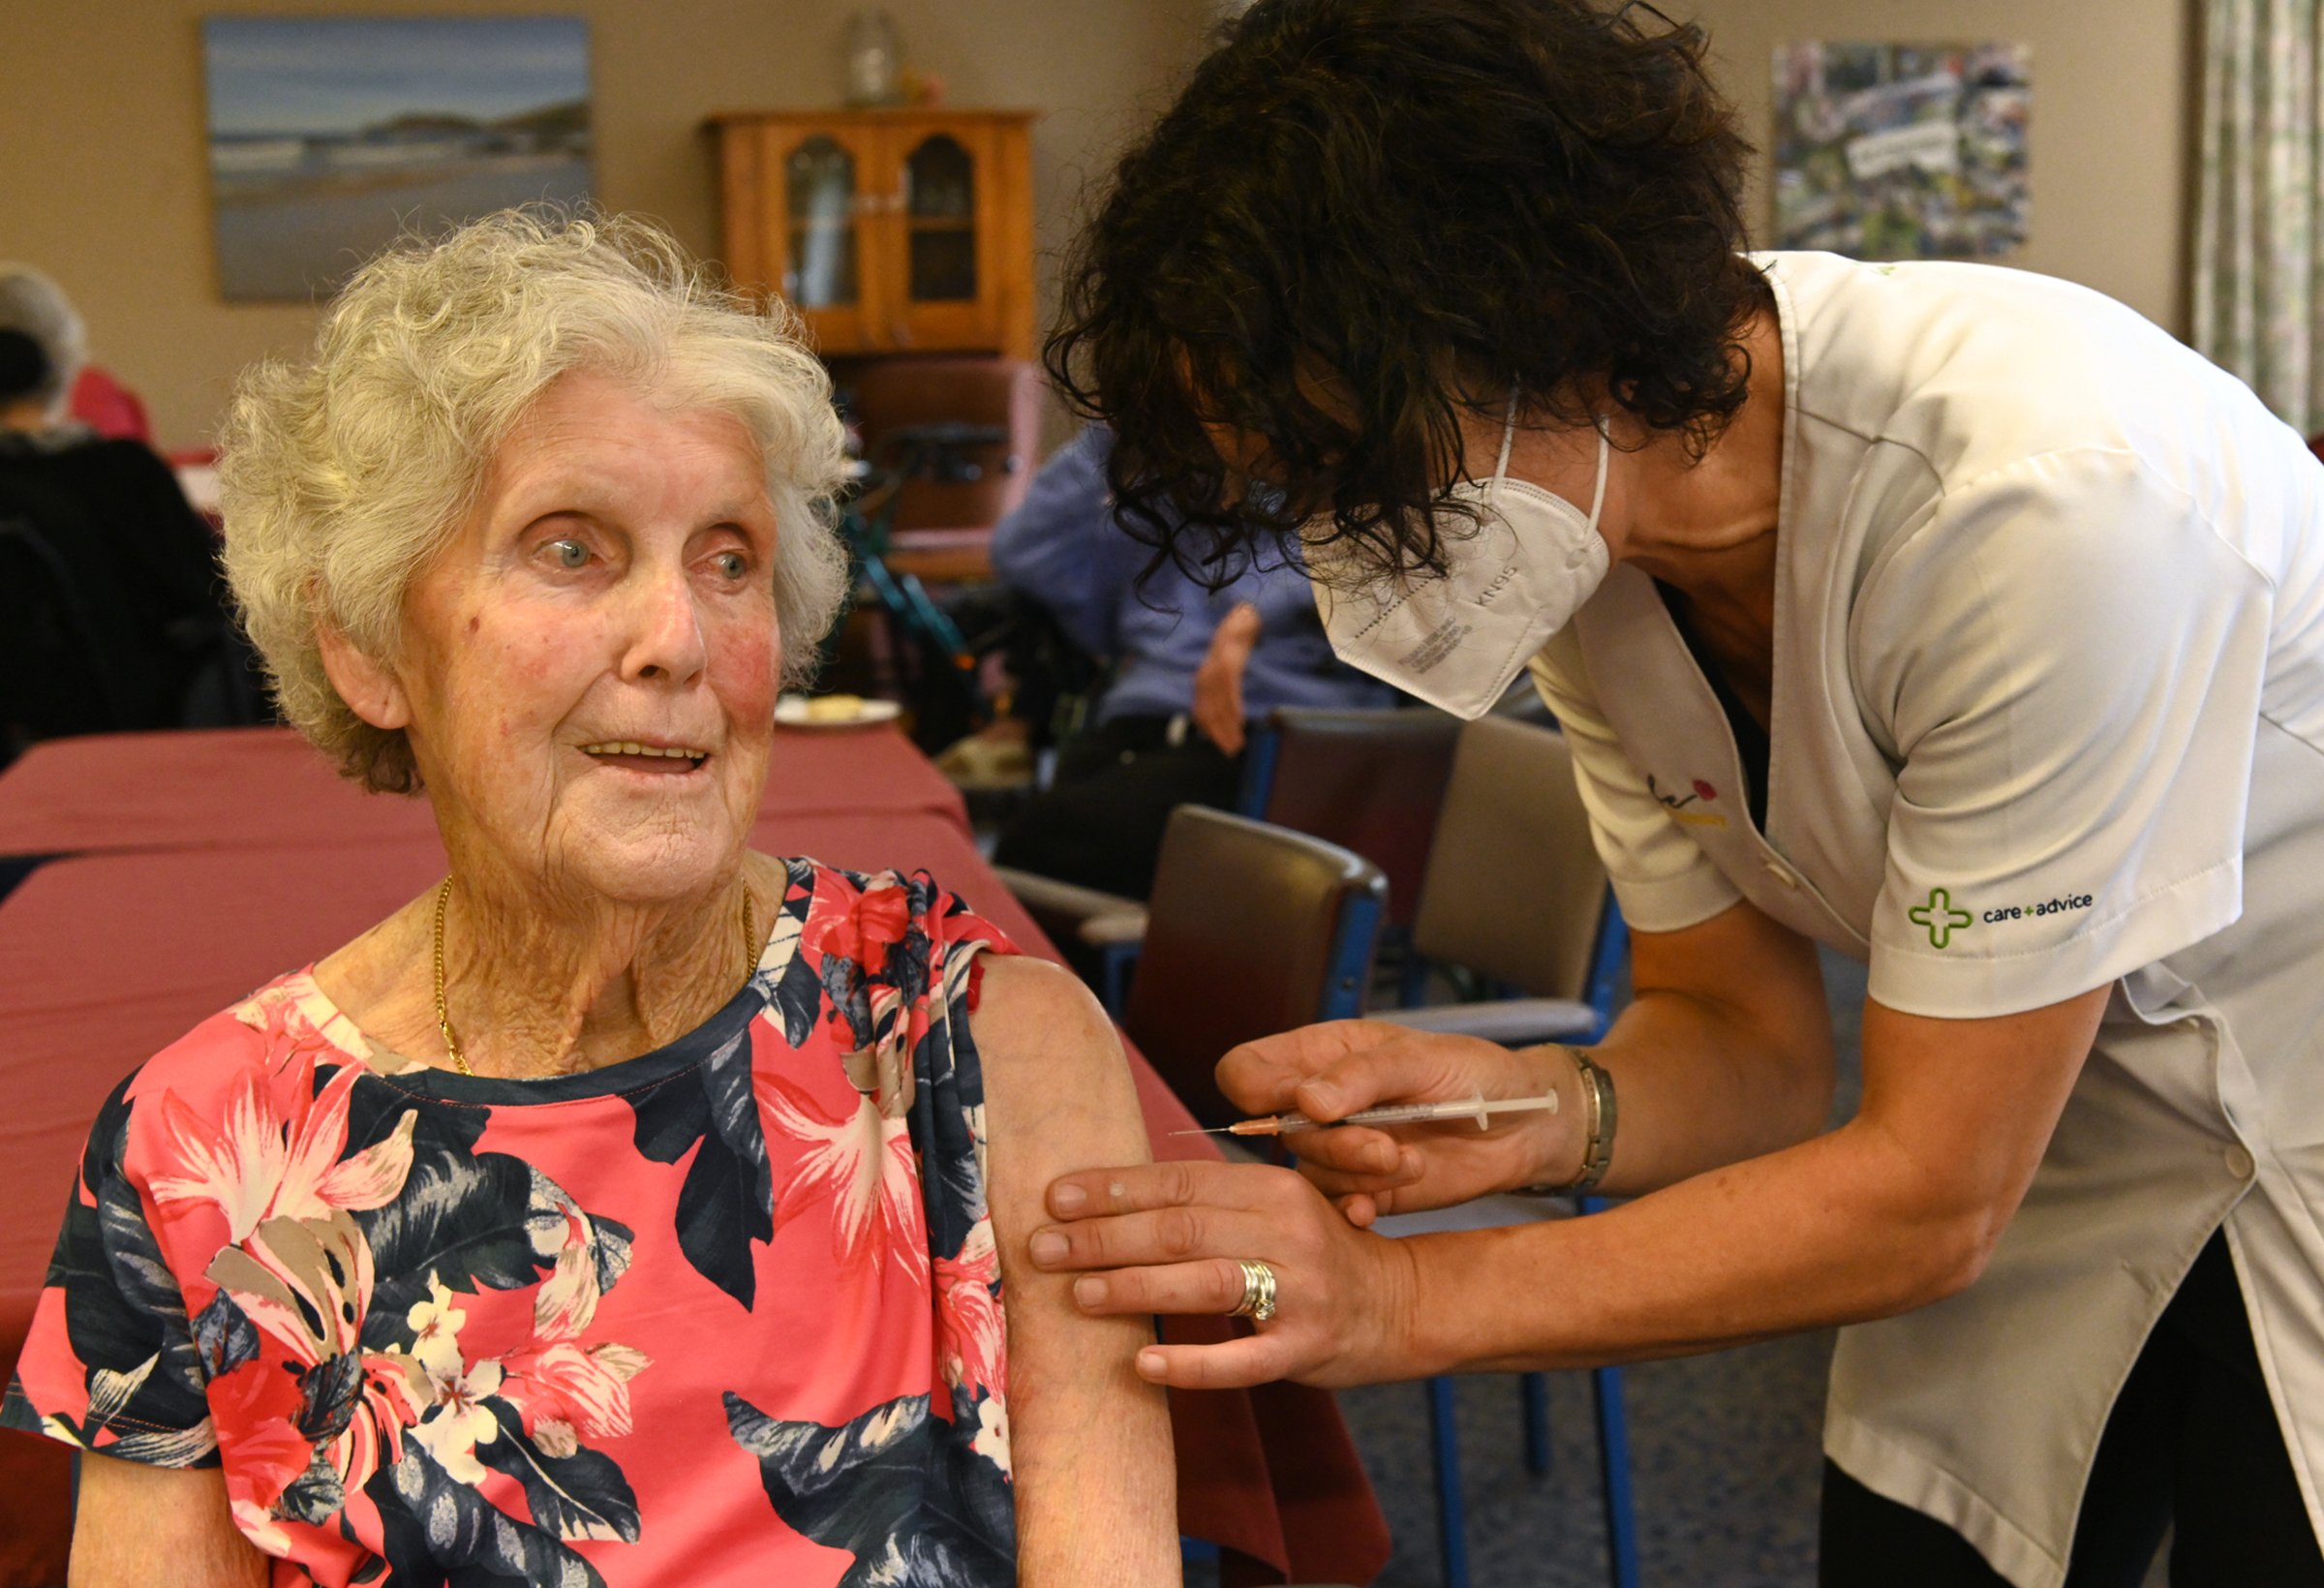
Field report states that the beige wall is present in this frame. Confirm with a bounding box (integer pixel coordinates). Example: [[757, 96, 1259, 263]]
[[0, 0, 1216, 450], [2, 0, 2195, 449], [1688, 0, 2196, 336]]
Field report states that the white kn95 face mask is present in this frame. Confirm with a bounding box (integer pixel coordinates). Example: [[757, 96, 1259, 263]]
[[1306, 397, 1611, 719]]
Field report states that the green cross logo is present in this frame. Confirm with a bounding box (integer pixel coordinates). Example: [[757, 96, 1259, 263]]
[[1909, 887, 1974, 949]]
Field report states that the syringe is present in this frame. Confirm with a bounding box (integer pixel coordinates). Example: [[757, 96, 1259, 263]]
[[1175, 1088, 1559, 1138]]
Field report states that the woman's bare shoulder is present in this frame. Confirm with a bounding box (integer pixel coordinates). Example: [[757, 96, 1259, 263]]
[[971, 957, 1116, 1055], [969, 957, 1147, 1162]]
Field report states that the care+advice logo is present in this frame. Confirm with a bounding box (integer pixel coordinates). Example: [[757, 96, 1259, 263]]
[[1907, 886, 2095, 949]]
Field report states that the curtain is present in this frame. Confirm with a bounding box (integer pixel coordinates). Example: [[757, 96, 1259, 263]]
[[2193, 0, 2324, 434]]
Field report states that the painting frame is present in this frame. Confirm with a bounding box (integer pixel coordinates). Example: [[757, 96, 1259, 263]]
[[203, 15, 595, 302]]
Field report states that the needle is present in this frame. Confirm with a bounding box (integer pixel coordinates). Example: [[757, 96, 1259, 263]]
[[1173, 1089, 1560, 1138]]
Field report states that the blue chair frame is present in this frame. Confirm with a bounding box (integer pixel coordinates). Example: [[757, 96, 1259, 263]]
[[1424, 896, 1639, 1588], [1234, 720, 1284, 819]]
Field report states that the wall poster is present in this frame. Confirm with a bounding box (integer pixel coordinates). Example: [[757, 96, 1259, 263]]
[[1773, 42, 2030, 260]]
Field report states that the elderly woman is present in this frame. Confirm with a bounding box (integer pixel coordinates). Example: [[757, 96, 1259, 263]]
[[1, 211, 1175, 1585]]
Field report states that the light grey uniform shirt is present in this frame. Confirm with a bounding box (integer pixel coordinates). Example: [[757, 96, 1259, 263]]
[[1531, 250, 2324, 1587]]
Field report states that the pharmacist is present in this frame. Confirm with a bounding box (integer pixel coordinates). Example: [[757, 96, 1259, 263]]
[[1022, 1, 2324, 1583]]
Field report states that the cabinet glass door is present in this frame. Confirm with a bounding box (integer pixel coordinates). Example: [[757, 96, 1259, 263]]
[[902, 134, 977, 303], [783, 135, 859, 308]]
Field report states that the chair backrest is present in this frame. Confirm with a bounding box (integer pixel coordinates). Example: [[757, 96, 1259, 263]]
[[1123, 806, 1388, 1129], [1411, 715, 1607, 1001], [843, 354, 1041, 532], [1240, 707, 1462, 931]]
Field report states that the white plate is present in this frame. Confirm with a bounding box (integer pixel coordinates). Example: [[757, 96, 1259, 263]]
[[776, 693, 903, 729]]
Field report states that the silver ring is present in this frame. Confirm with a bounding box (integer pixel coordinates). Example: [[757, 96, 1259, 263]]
[[1229, 1258, 1279, 1324]]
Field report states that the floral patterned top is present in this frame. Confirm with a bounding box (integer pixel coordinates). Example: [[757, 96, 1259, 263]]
[[3, 859, 1020, 1587]]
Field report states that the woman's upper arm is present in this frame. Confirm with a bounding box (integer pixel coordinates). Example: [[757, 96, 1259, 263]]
[[968, 954, 1177, 1586], [1627, 898, 1835, 1069], [71, 1454, 266, 1588], [1850, 983, 2112, 1298]]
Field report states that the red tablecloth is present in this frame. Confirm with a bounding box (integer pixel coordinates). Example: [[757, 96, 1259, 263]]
[[0, 812, 1388, 1586], [0, 725, 967, 861]]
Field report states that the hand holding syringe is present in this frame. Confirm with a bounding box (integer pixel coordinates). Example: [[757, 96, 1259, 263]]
[[1176, 1088, 1559, 1138]]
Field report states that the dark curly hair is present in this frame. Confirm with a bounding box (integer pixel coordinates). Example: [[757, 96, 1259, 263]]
[[1045, 0, 1766, 586]]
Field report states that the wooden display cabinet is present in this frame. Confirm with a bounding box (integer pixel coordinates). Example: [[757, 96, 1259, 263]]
[[708, 109, 1037, 360]]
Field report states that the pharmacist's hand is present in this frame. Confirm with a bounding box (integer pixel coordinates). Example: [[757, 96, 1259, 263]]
[[1033, 1158, 1424, 1389], [1220, 1021, 1578, 1223]]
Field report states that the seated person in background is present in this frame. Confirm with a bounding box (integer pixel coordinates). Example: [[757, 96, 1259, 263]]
[[991, 423, 1395, 897], [1, 210, 1175, 1586], [0, 263, 233, 748], [0, 261, 159, 443]]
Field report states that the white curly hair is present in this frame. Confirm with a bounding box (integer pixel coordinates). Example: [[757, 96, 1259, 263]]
[[0, 264, 90, 418], [218, 206, 852, 794]]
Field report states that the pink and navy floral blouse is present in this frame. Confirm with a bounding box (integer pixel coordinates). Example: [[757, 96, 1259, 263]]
[[4, 859, 1020, 1587]]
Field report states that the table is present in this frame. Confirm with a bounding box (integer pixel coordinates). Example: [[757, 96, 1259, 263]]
[[0, 807, 1388, 1586], [0, 724, 967, 863]]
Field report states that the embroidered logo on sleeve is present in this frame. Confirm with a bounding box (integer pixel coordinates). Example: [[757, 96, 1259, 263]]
[[1908, 888, 1974, 948], [1648, 774, 1729, 830], [1908, 888, 2095, 949], [1979, 895, 2095, 924]]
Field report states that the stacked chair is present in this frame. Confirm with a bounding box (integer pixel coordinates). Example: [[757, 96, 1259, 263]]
[[1118, 804, 1388, 1124], [1238, 707, 1463, 946], [1003, 804, 1387, 1126], [1006, 706, 1462, 1010]]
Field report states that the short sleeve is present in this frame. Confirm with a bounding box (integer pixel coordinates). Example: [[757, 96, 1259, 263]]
[[1528, 628, 1745, 932], [910, 875, 1018, 1255], [901, 875, 1019, 1498], [2, 1074, 218, 1466], [1859, 450, 2271, 1017]]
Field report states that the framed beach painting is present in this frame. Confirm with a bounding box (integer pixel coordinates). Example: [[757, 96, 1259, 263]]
[[203, 15, 593, 301]]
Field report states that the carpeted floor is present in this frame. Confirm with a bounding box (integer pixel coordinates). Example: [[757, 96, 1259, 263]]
[[1331, 1317, 1837, 1586]]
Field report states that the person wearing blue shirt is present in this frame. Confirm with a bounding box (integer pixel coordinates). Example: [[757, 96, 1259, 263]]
[[990, 424, 1395, 897]]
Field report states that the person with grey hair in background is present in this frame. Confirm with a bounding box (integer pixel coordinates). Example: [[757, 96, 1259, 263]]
[[0, 263, 233, 756], [0, 263, 90, 422], [1, 210, 1177, 1586]]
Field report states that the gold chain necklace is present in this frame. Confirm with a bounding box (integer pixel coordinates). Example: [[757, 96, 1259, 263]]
[[432, 877, 758, 1078]]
